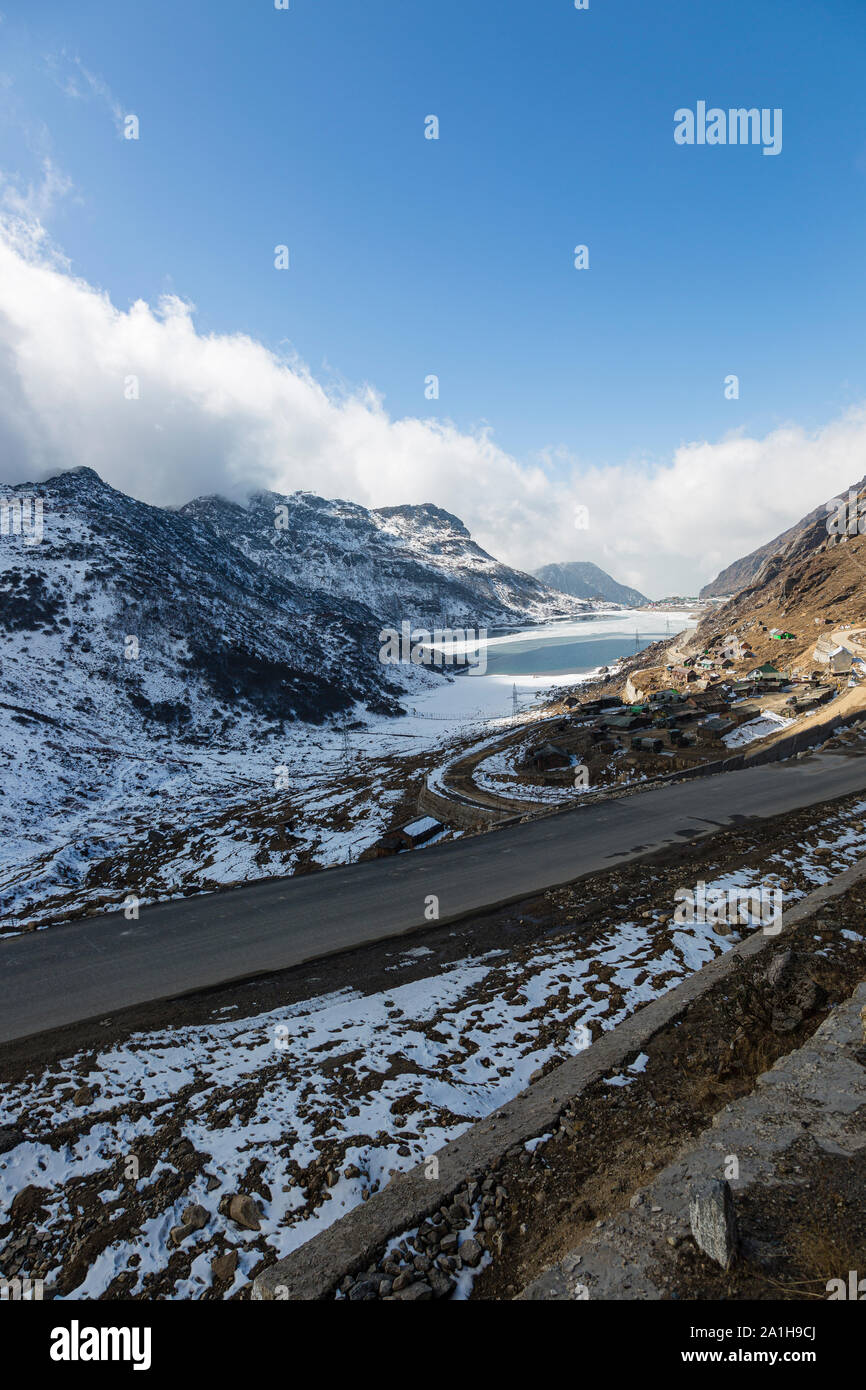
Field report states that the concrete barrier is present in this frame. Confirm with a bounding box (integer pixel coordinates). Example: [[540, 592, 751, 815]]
[[416, 783, 510, 829], [251, 858, 866, 1300]]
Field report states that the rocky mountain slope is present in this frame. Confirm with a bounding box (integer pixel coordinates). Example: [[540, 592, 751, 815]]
[[700, 475, 866, 598], [2, 467, 582, 748], [1, 466, 401, 733], [687, 477, 866, 669], [533, 560, 649, 607], [182, 491, 584, 629]]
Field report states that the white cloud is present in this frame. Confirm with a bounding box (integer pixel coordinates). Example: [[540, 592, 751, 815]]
[[47, 53, 127, 135], [0, 157, 72, 224], [0, 210, 862, 597]]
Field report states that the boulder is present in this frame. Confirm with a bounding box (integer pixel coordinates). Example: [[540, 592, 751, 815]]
[[219, 1192, 262, 1231], [392, 1281, 433, 1301], [689, 1179, 738, 1269], [182, 1203, 209, 1231], [347, 1279, 379, 1300], [9, 1185, 49, 1224], [0, 1125, 22, 1155], [210, 1250, 238, 1284], [428, 1268, 455, 1299], [458, 1238, 483, 1268]]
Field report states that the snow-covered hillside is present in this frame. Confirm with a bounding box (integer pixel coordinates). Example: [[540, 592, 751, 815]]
[[0, 468, 583, 931]]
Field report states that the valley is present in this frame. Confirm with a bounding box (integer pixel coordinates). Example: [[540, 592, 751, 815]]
[[4, 465, 866, 1310]]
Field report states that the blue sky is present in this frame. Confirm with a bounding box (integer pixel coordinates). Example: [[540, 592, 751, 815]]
[[2, 0, 866, 593]]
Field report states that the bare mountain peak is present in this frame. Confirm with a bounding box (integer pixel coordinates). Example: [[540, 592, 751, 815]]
[[533, 560, 649, 608]]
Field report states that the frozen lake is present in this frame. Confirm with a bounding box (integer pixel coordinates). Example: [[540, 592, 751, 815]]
[[396, 608, 696, 730]]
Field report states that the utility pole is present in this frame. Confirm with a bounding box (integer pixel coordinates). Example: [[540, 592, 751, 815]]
[[512, 683, 519, 718], [340, 725, 352, 778]]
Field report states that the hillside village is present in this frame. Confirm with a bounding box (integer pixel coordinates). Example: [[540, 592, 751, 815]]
[[413, 643, 858, 821], [408, 624, 866, 826], [374, 481, 866, 841]]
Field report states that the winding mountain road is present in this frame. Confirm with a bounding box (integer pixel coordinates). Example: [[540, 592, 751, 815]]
[[832, 626, 866, 660], [2, 750, 866, 1044]]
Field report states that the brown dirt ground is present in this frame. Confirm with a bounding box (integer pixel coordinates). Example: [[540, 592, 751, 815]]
[[469, 883, 866, 1300]]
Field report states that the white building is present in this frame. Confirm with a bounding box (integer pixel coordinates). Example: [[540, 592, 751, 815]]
[[719, 634, 748, 661], [813, 638, 853, 673]]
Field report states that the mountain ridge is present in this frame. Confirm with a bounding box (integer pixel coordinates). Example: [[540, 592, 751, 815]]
[[685, 474, 866, 672], [699, 476, 866, 599], [181, 487, 583, 629], [533, 560, 649, 607]]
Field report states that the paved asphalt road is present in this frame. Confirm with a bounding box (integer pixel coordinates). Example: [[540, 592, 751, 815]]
[[2, 751, 866, 1044]]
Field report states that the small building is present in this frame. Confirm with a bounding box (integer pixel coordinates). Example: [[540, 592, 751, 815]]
[[689, 690, 728, 712], [601, 712, 644, 731], [394, 816, 443, 849], [528, 742, 572, 772], [719, 634, 748, 661], [649, 688, 682, 706], [748, 663, 787, 687], [673, 706, 702, 726], [594, 737, 618, 755], [700, 716, 736, 741], [785, 685, 834, 711], [731, 700, 762, 719], [579, 696, 621, 714], [813, 640, 852, 674], [668, 728, 695, 748], [631, 735, 664, 753], [828, 647, 852, 674]]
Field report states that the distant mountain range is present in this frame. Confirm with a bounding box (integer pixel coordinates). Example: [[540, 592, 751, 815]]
[[533, 561, 649, 608]]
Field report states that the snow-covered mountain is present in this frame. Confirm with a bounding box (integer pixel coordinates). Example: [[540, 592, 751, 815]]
[[180, 490, 584, 629], [0, 467, 585, 930], [1, 466, 401, 730]]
